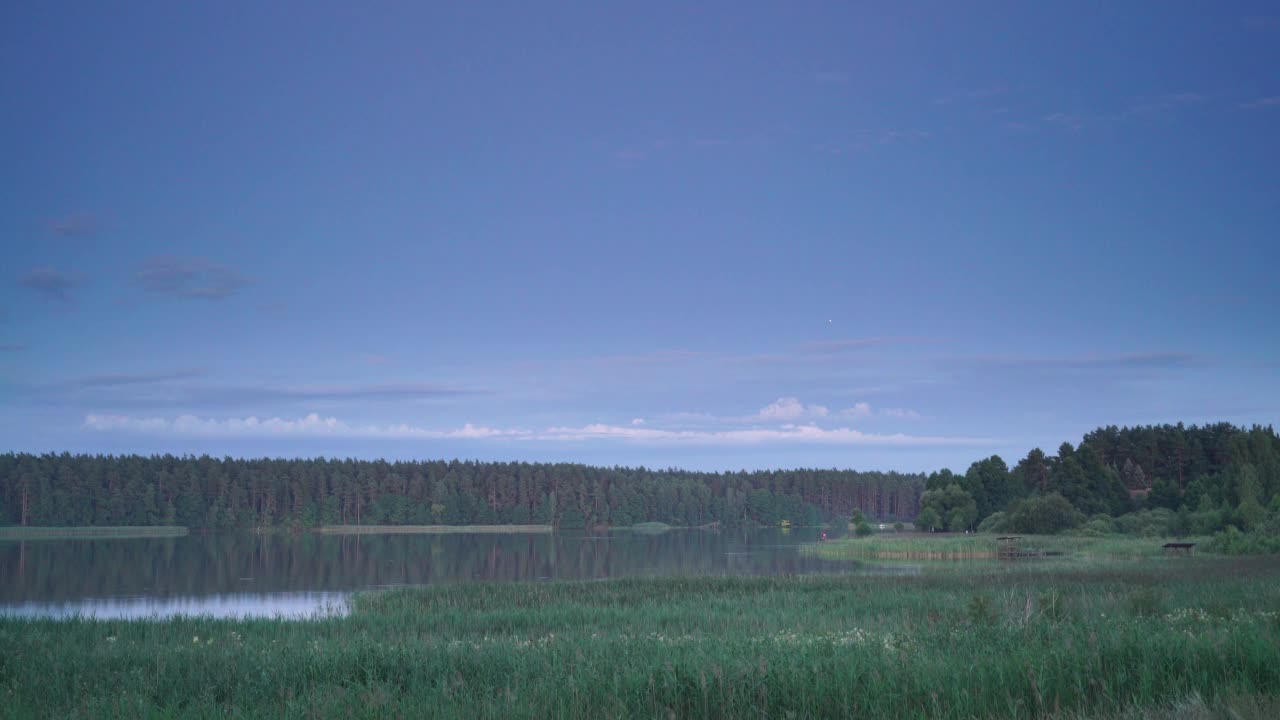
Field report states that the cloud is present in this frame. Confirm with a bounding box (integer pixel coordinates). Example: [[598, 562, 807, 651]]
[[1043, 112, 1084, 131], [955, 352, 1202, 371], [26, 374, 490, 410], [85, 413, 990, 446], [840, 402, 872, 419], [48, 212, 97, 237], [803, 337, 934, 354], [933, 86, 1010, 105], [135, 256, 250, 299], [84, 413, 527, 440], [252, 383, 487, 402], [1122, 93, 1207, 118], [838, 402, 920, 420], [74, 369, 207, 387], [755, 397, 829, 421], [1239, 96, 1280, 110], [815, 129, 932, 156], [19, 267, 86, 302]]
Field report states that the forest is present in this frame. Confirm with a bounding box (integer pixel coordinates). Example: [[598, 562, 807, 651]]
[[1, 422, 1277, 533]]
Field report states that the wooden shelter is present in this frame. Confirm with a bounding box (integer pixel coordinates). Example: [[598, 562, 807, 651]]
[[996, 536, 1023, 559]]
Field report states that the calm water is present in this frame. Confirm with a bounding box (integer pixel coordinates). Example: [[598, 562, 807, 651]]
[[0, 527, 909, 619]]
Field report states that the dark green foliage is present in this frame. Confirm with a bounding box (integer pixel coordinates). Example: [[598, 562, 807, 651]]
[[916, 506, 941, 532], [854, 521, 873, 537], [0, 453, 925, 530], [3, 423, 1276, 534], [975, 511, 1011, 533], [1008, 493, 1086, 535], [919, 484, 978, 532]]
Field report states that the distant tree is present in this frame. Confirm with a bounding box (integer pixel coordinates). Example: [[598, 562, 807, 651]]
[[855, 521, 873, 537], [920, 484, 978, 532], [1008, 493, 1085, 535], [916, 507, 941, 532]]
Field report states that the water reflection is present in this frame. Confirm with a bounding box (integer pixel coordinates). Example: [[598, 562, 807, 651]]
[[1, 592, 349, 620], [1, 528, 915, 619]]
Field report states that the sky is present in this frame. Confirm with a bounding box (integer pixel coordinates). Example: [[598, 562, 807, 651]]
[[2, 2, 1278, 472]]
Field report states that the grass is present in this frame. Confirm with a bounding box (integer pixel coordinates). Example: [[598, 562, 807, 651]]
[[316, 524, 552, 535], [0, 526, 188, 541], [805, 532, 1207, 560], [2, 557, 1279, 718]]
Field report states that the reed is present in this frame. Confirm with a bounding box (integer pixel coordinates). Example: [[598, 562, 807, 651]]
[[1, 557, 1277, 718]]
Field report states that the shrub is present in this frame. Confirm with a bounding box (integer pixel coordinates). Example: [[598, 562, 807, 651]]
[[976, 511, 1011, 534], [1009, 493, 1085, 535], [855, 521, 873, 537]]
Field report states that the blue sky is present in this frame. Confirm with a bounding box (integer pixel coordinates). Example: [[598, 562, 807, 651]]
[[2, 2, 1278, 472]]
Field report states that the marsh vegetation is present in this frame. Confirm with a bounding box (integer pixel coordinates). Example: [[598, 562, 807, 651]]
[[2, 557, 1278, 718]]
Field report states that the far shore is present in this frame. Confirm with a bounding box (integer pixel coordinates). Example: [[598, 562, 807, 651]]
[[0, 526, 189, 541], [316, 524, 553, 535]]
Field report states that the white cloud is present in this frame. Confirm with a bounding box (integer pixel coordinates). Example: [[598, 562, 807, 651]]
[[630, 418, 646, 425], [84, 413, 986, 446], [755, 397, 828, 421], [83, 413, 529, 440], [837, 402, 921, 420], [840, 402, 873, 419]]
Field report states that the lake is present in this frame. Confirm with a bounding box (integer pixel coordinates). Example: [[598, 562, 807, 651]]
[[0, 527, 912, 619]]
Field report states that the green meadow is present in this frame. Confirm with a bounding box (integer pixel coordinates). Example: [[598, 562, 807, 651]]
[[805, 533, 1206, 560], [3, 556, 1280, 718]]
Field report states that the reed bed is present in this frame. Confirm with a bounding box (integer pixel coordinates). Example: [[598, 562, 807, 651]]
[[1, 558, 1278, 718]]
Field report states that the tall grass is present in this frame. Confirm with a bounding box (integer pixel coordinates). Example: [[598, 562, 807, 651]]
[[0, 526, 188, 541], [1, 558, 1277, 718]]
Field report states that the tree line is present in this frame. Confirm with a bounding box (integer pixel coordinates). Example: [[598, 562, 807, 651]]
[[916, 423, 1280, 536], [0, 453, 922, 529], [2, 422, 1276, 533]]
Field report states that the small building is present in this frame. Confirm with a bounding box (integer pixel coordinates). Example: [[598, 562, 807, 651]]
[[996, 536, 1023, 559]]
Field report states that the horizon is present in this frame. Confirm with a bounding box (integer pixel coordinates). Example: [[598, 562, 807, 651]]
[[3, 3, 1278, 472]]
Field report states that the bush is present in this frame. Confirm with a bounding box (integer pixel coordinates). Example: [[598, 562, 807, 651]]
[[855, 521, 873, 537], [1114, 508, 1175, 537], [1206, 518, 1280, 555], [976, 511, 1011, 534], [1009, 493, 1084, 535], [1076, 517, 1116, 537]]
